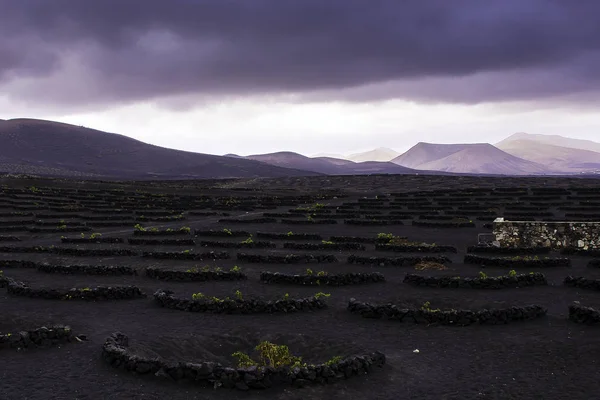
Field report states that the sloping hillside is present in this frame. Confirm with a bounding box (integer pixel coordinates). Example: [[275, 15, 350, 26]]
[[497, 139, 600, 174], [244, 151, 417, 175], [347, 147, 400, 162], [497, 132, 600, 153], [392, 143, 549, 175], [0, 119, 316, 179]]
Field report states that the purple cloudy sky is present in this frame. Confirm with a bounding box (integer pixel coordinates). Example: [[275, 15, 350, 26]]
[[1, 0, 599, 155]]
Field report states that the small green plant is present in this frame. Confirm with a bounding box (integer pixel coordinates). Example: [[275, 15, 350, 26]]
[[180, 226, 191, 233], [223, 228, 232, 236], [508, 270, 517, 277], [306, 268, 313, 276], [192, 292, 205, 300], [377, 233, 394, 243], [283, 293, 290, 300], [201, 265, 211, 272], [57, 224, 67, 230], [182, 249, 191, 254], [90, 233, 102, 239], [134, 224, 146, 232], [235, 290, 243, 300], [230, 265, 241, 273], [286, 231, 294, 236], [316, 270, 328, 277], [478, 271, 488, 279], [325, 356, 343, 366], [421, 301, 441, 312], [241, 235, 254, 245], [232, 351, 256, 367], [321, 240, 334, 245], [80, 233, 85, 238], [314, 292, 330, 299]]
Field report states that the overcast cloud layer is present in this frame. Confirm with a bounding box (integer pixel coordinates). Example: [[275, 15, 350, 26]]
[[2, 0, 600, 110]]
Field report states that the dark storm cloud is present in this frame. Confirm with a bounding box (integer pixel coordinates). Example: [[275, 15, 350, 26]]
[[1, 0, 600, 107]]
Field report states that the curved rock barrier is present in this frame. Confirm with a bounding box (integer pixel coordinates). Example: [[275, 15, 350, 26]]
[[344, 220, 404, 226], [219, 217, 277, 224], [257, 232, 323, 240], [237, 253, 338, 264], [403, 272, 548, 289], [561, 248, 600, 257], [153, 290, 328, 314], [142, 251, 230, 260], [102, 332, 385, 390], [145, 267, 247, 281], [6, 280, 146, 300], [564, 276, 600, 291], [347, 299, 547, 326], [260, 271, 385, 286], [133, 229, 190, 236], [280, 219, 338, 225], [464, 254, 571, 268], [347, 255, 451, 267], [0, 246, 139, 257], [199, 240, 276, 249], [128, 238, 196, 246], [0, 325, 75, 350], [466, 246, 551, 255], [375, 244, 457, 253], [195, 230, 250, 237], [36, 263, 137, 276], [569, 304, 600, 325], [61, 237, 124, 244], [0, 235, 21, 242], [29, 227, 92, 233], [588, 260, 600, 268], [0, 259, 39, 269], [283, 242, 366, 251], [330, 235, 406, 244]]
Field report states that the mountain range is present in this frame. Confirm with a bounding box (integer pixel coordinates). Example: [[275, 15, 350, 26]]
[[0, 118, 599, 179]]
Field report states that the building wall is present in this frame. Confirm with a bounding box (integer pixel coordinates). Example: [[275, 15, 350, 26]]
[[493, 220, 600, 249]]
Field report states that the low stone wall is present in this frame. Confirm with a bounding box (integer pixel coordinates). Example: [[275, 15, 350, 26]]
[[6, 279, 146, 300], [564, 276, 600, 291], [36, 263, 137, 276], [260, 272, 385, 286], [142, 251, 230, 260], [153, 289, 328, 314], [102, 332, 385, 390], [199, 241, 276, 249], [493, 219, 600, 249], [0, 246, 138, 257], [128, 238, 196, 246], [133, 230, 190, 236], [283, 243, 366, 251], [403, 273, 547, 289], [256, 232, 322, 241], [237, 253, 338, 264], [375, 244, 457, 253], [195, 230, 250, 237], [61, 237, 124, 244], [466, 246, 551, 255], [569, 304, 600, 325], [464, 254, 571, 268], [347, 255, 451, 267], [145, 267, 247, 281], [0, 235, 21, 242], [347, 299, 547, 326], [280, 219, 338, 225], [0, 325, 75, 349]]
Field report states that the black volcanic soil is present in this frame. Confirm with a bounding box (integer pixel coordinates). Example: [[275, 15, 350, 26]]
[[1, 174, 600, 400]]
